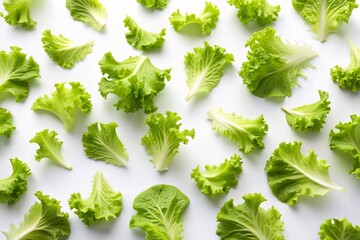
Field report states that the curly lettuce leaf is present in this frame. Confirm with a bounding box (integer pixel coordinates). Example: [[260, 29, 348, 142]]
[[1, 0, 36, 29], [265, 141, 344, 205], [41, 29, 94, 69], [66, 0, 107, 31], [69, 172, 122, 225], [319, 218, 360, 240], [207, 108, 268, 153], [281, 90, 330, 132], [142, 111, 195, 171], [169, 2, 220, 35], [31, 82, 92, 131], [239, 27, 317, 98], [82, 122, 128, 167], [191, 154, 242, 197], [130, 184, 190, 240], [3, 191, 70, 239], [136, 0, 168, 9], [0, 158, 31, 204], [99, 52, 171, 113], [0, 46, 40, 102], [0, 108, 15, 137], [184, 42, 234, 101], [216, 193, 284, 240]]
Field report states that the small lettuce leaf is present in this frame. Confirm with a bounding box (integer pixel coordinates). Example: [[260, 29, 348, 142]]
[[0, 46, 40, 102], [0, 158, 31, 204], [82, 122, 128, 167], [124, 16, 166, 51], [227, 0, 280, 26], [216, 193, 285, 240], [141, 111, 195, 171], [66, 0, 106, 31], [207, 108, 268, 153], [281, 90, 330, 132], [191, 154, 242, 197], [41, 29, 94, 69], [136, 0, 168, 9], [239, 27, 317, 98], [184, 42, 234, 101], [29, 129, 72, 170], [0, 108, 15, 137], [169, 2, 220, 35], [265, 141, 344, 205], [68, 172, 122, 225], [292, 0, 358, 42], [319, 218, 360, 240], [99, 52, 171, 113], [130, 184, 190, 240], [1, 0, 36, 29], [3, 191, 70, 239]]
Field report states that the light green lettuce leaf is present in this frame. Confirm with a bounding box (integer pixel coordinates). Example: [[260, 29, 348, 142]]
[[136, 0, 168, 9], [1, 0, 36, 29], [319, 218, 360, 240], [0, 108, 15, 137]]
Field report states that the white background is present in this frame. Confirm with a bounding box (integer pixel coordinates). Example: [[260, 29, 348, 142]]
[[1, 0, 360, 239]]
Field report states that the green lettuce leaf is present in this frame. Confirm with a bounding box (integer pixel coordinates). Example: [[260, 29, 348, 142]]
[[169, 2, 220, 35], [41, 29, 94, 69], [136, 0, 168, 9], [184, 42, 234, 101], [191, 154, 242, 197], [31, 82, 92, 131], [207, 108, 268, 153], [0, 108, 15, 137], [82, 122, 128, 167], [216, 193, 285, 240], [1, 0, 36, 29], [319, 218, 360, 240], [281, 90, 331, 132], [239, 27, 317, 98], [99, 52, 171, 113], [68, 172, 122, 225], [141, 111, 195, 171], [0, 158, 31, 204], [130, 184, 190, 240], [265, 141, 344, 205]]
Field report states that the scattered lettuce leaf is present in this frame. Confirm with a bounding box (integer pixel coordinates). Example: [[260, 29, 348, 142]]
[[319, 218, 360, 240], [136, 0, 168, 9], [207, 108, 268, 153], [1, 0, 36, 29], [216, 193, 285, 240], [0, 108, 15, 137], [99, 52, 171, 113], [130, 184, 190, 240], [141, 111, 195, 171], [191, 154, 242, 197], [184, 42, 234, 101], [82, 122, 128, 167], [3, 191, 70, 239], [0, 158, 31, 204], [239, 27, 317, 98], [265, 141, 344, 205], [281, 90, 331, 132], [41, 29, 94, 69], [69, 172, 122, 225], [31, 82, 92, 131], [169, 2, 220, 35]]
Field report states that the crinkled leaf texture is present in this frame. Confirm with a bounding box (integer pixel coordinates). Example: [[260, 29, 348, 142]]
[[0, 158, 31, 204], [82, 122, 128, 167], [130, 184, 190, 240], [69, 172, 122, 225], [191, 154, 242, 197], [32, 82, 92, 131], [0, 108, 15, 137], [239, 27, 317, 98], [3, 191, 70, 240], [207, 108, 268, 153], [319, 218, 360, 240], [66, 0, 107, 31], [124, 16, 166, 51], [216, 193, 284, 240], [99, 52, 171, 113], [169, 2, 220, 35], [41, 29, 94, 69], [142, 111, 195, 171], [292, 0, 358, 42], [0, 46, 40, 102], [136, 0, 168, 9], [282, 90, 330, 132], [227, 0, 280, 26], [265, 141, 344, 205], [184, 42, 234, 101], [1, 0, 36, 29], [30, 129, 72, 170]]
